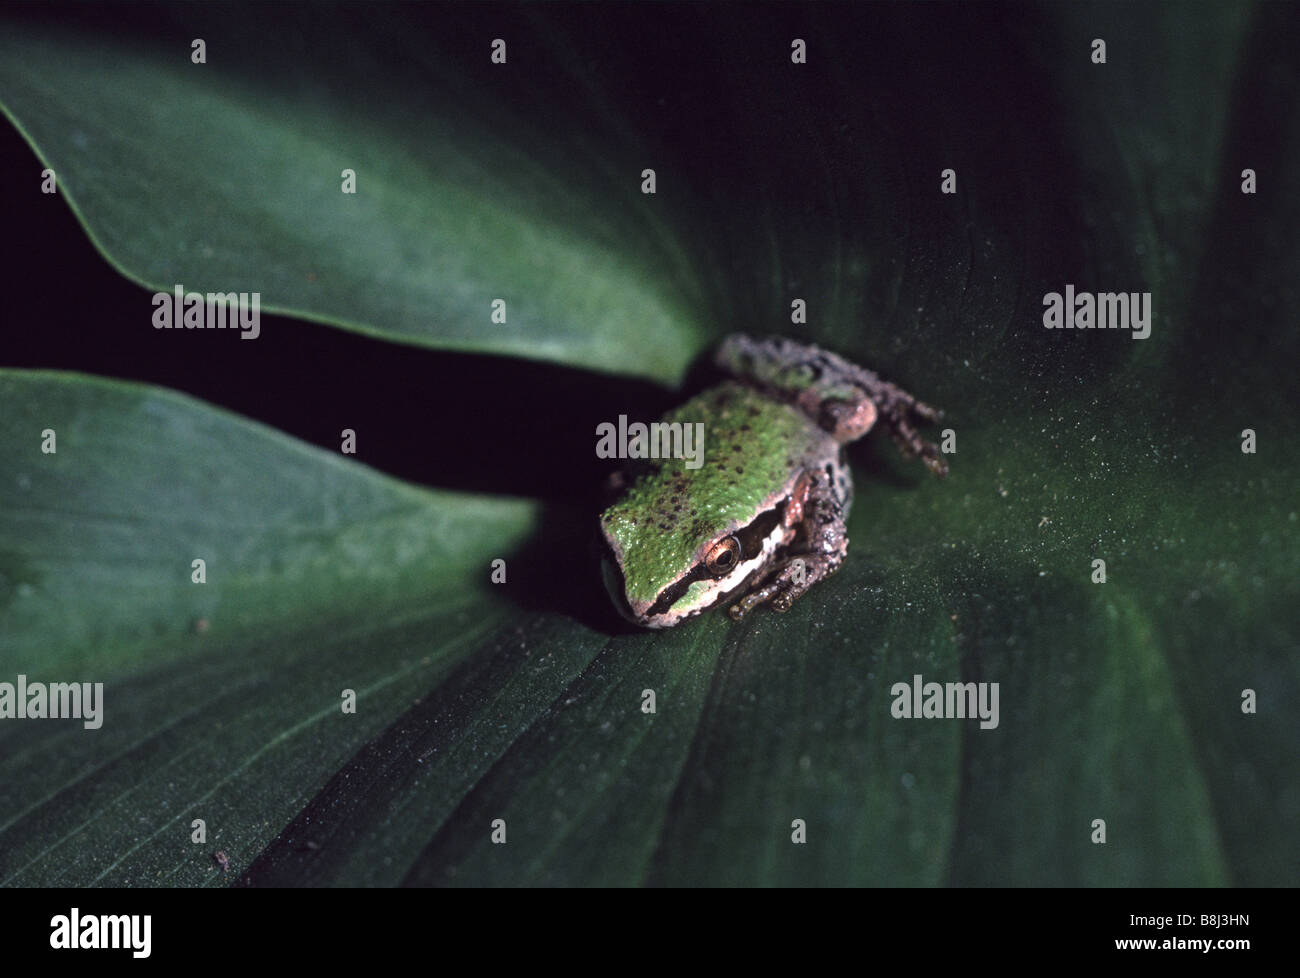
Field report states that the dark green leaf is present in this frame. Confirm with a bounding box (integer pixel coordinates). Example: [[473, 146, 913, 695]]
[[0, 8, 709, 382], [1, 1, 1296, 887]]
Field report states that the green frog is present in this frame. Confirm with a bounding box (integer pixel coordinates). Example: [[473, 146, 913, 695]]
[[599, 335, 947, 628]]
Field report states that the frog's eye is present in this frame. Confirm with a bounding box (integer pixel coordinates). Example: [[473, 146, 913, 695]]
[[704, 536, 742, 577]]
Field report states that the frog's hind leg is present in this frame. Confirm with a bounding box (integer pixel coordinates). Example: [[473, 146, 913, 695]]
[[728, 468, 849, 621], [841, 369, 948, 477], [880, 393, 949, 477], [715, 334, 948, 476]]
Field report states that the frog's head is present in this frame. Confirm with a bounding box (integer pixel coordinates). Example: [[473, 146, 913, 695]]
[[599, 474, 796, 629], [596, 382, 813, 628]]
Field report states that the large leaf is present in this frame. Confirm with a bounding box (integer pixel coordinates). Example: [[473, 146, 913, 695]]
[[0, 4, 709, 383], [0, 372, 553, 885], [1, 1, 1297, 887]]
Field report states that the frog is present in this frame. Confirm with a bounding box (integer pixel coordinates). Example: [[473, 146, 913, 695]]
[[599, 334, 948, 629]]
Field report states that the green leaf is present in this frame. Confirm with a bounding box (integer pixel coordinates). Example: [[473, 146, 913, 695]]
[[0, 371, 547, 885], [2, 1, 1297, 887], [3, 343, 1294, 887], [0, 9, 709, 383]]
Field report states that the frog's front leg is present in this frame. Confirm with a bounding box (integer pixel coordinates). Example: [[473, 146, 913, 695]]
[[728, 468, 849, 620]]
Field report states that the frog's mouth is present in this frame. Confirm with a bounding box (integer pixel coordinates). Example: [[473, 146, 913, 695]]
[[600, 554, 640, 625]]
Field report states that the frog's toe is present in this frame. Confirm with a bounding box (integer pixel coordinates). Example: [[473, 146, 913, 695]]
[[729, 586, 778, 620], [910, 399, 944, 423], [728, 600, 762, 621], [885, 410, 949, 477], [729, 579, 800, 621]]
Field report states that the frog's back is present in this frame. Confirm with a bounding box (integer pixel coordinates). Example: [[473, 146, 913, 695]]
[[663, 380, 835, 506]]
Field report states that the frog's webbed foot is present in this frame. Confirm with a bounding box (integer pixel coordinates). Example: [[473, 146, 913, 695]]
[[880, 392, 948, 477], [728, 553, 844, 621], [851, 375, 947, 477]]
